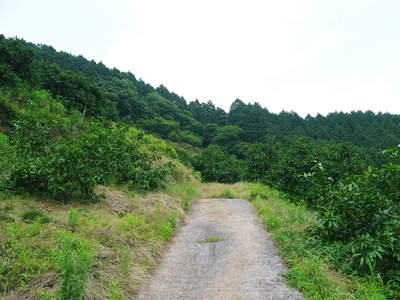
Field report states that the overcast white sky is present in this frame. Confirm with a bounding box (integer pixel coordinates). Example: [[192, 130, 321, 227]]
[[1, 0, 400, 116]]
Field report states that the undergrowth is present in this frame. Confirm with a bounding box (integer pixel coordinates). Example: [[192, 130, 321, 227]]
[[246, 183, 388, 299]]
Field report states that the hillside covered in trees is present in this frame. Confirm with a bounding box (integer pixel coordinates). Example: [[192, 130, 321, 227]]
[[2, 35, 399, 154], [1, 35, 400, 298]]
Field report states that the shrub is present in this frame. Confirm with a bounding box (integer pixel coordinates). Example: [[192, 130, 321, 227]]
[[192, 145, 244, 183], [244, 137, 369, 204], [6, 113, 170, 200], [307, 146, 400, 285]]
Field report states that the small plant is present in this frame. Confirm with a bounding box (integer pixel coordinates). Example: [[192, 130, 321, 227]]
[[154, 202, 176, 241], [120, 246, 130, 276], [158, 223, 174, 241], [21, 209, 51, 224], [35, 291, 53, 300], [222, 189, 236, 198], [211, 189, 236, 199], [57, 236, 92, 300], [181, 195, 190, 212], [197, 237, 222, 243], [109, 281, 123, 299], [168, 210, 179, 228], [77, 207, 88, 216], [249, 191, 268, 201], [68, 209, 79, 231]]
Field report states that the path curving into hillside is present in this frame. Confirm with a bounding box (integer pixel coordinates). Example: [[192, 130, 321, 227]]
[[137, 198, 303, 300]]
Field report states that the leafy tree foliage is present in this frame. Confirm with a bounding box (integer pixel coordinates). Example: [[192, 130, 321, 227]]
[[305, 147, 400, 289], [211, 125, 243, 151], [0, 35, 37, 86], [3, 36, 400, 152], [192, 146, 244, 183], [2, 90, 169, 201], [244, 137, 368, 202]]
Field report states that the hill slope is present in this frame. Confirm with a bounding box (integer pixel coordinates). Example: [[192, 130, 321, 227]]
[[2, 35, 399, 155]]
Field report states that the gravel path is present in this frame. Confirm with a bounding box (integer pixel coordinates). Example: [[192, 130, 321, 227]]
[[137, 198, 303, 300]]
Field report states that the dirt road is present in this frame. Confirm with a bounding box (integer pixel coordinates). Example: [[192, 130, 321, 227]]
[[137, 198, 303, 300]]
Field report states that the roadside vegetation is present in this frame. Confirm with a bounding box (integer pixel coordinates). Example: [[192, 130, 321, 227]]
[[245, 183, 387, 299], [197, 144, 400, 299], [194, 141, 400, 298], [0, 179, 200, 299]]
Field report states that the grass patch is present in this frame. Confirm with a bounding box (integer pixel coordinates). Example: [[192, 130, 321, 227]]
[[21, 209, 51, 224], [166, 183, 199, 212], [210, 189, 237, 199], [197, 237, 222, 243], [0, 179, 200, 299], [198, 182, 248, 199], [245, 183, 388, 299]]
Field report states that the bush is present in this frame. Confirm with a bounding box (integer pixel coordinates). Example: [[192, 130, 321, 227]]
[[192, 145, 244, 183], [244, 137, 369, 205], [307, 146, 400, 285], [6, 111, 170, 200]]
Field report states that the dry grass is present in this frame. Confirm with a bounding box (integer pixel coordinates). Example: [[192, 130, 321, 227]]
[[0, 171, 200, 299], [197, 182, 248, 199]]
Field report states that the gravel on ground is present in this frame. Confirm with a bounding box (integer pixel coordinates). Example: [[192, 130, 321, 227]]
[[137, 198, 303, 300]]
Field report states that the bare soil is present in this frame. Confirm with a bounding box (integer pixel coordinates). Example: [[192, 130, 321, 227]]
[[137, 198, 303, 300]]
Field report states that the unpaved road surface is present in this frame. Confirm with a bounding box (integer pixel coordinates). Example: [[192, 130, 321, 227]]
[[137, 198, 303, 300]]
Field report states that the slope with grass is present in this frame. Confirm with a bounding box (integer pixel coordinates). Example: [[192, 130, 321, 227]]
[[0, 98, 202, 299], [0, 163, 200, 299]]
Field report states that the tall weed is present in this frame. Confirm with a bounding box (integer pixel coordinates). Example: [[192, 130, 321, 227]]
[[57, 236, 92, 300]]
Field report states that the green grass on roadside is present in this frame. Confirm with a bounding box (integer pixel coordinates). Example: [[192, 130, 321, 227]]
[[0, 179, 200, 299], [245, 183, 387, 300], [209, 189, 237, 199]]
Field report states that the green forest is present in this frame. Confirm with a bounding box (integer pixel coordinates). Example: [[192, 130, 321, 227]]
[[1, 35, 400, 298]]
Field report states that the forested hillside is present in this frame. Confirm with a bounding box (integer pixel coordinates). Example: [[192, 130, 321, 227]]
[[7, 36, 400, 155], [1, 35, 400, 298]]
